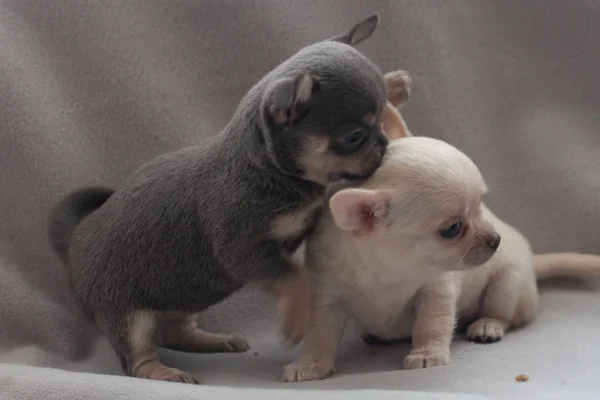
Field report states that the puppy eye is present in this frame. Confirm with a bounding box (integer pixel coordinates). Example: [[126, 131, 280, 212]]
[[439, 221, 463, 239], [344, 129, 365, 144]]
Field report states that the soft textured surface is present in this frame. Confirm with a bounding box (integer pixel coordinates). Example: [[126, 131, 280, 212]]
[[1, 1, 600, 399]]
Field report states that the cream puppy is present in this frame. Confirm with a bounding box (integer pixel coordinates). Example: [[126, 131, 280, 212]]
[[283, 135, 600, 382]]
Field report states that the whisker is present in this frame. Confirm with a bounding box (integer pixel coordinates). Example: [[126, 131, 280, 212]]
[[456, 248, 470, 269], [484, 173, 503, 189]]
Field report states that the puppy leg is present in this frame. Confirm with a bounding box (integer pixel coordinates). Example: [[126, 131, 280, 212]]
[[157, 312, 249, 353], [384, 70, 412, 109], [283, 302, 346, 382], [512, 277, 539, 328], [97, 310, 199, 384], [246, 242, 312, 344], [466, 269, 531, 343], [403, 277, 457, 370], [273, 265, 311, 344]]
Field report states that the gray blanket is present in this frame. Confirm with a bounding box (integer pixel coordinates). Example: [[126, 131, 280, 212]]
[[1, 1, 600, 399]]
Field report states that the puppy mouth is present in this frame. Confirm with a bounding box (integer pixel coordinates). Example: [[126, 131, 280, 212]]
[[459, 247, 497, 269], [338, 145, 386, 182]]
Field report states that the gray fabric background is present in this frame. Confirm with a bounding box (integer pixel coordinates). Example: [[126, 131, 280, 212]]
[[1, 1, 599, 399]]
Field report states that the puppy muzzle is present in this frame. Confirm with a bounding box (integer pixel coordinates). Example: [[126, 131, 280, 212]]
[[461, 233, 501, 268], [358, 140, 387, 178]]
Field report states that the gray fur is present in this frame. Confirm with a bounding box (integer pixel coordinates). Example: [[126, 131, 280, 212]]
[[48, 187, 114, 265], [47, 14, 388, 382]]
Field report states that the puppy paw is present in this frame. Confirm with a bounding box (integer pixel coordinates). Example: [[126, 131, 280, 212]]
[[466, 317, 506, 343], [223, 336, 250, 353], [403, 348, 449, 370], [158, 369, 200, 385], [283, 361, 335, 382], [384, 70, 412, 108]]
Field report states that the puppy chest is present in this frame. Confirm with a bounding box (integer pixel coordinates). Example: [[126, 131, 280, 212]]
[[341, 280, 417, 340], [271, 200, 322, 245]]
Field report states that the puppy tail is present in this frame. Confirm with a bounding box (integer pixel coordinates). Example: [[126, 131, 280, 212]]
[[48, 186, 114, 264], [533, 252, 600, 280]]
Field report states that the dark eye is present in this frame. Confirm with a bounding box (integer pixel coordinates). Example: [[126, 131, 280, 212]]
[[344, 129, 365, 144], [439, 221, 463, 239]]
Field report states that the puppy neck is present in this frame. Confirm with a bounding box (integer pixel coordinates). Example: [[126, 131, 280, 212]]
[[220, 96, 325, 200]]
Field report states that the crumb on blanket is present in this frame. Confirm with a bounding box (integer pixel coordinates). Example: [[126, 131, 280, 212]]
[[515, 374, 529, 382]]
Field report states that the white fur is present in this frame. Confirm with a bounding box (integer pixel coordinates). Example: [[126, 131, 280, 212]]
[[283, 137, 536, 382], [283, 136, 600, 382]]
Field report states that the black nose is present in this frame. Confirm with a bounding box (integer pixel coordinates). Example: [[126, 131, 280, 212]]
[[485, 233, 501, 250]]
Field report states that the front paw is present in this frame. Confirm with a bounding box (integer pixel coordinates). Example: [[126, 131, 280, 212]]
[[466, 317, 506, 343], [283, 360, 335, 382], [403, 348, 449, 370]]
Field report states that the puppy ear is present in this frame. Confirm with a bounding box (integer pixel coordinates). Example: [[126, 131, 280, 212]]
[[382, 102, 412, 140], [384, 70, 412, 109], [263, 73, 316, 126], [329, 14, 379, 46], [329, 188, 390, 235]]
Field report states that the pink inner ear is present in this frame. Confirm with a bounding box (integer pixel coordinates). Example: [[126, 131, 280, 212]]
[[354, 198, 387, 235], [331, 189, 389, 234], [357, 201, 376, 234], [274, 106, 296, 125]]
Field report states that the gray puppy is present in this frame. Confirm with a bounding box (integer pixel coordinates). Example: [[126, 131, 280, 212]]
[[48, 14, 389, 384]]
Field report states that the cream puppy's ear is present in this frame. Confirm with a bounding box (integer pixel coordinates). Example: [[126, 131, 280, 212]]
[[382, 103, 412, 140], [329, 189, 390, 234]]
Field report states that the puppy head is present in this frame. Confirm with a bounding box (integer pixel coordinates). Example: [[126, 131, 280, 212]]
[[329, 137, 500, 271], [259, 14, 388, 186]]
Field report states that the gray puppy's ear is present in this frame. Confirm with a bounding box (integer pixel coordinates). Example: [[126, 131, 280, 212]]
[[329, 13, 380, 46], [263, 73, 317, 126]]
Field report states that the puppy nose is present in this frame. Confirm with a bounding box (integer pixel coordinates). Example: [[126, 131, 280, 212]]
[[485, 233, 501, 250]]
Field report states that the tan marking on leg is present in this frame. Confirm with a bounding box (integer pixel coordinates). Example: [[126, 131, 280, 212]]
[[157, 312, 249, 353], [274, 265, 312, 344], [271, 199, 322, 239], [128, 310, 199, 384]]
